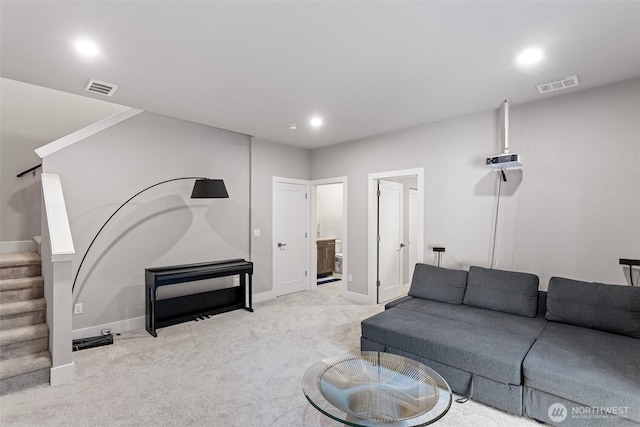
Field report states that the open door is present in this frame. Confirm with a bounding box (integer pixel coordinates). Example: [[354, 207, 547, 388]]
[[377, 180, 404, 303]]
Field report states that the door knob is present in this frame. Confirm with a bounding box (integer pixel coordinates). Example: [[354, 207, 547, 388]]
[[278, 243, 287, 248], [400, 243, 406, 248]]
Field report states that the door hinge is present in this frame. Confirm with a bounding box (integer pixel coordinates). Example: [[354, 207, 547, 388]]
[[305, 270, 308, 277], [305, 232, 308, 238], [377, 235, 381, 242], [305, 193, 308, 200], [377, 190, 381, 197], [376, 280, 381, 287]]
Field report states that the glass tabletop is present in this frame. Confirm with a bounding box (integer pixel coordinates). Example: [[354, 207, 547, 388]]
[[303, 352, 452, 426]]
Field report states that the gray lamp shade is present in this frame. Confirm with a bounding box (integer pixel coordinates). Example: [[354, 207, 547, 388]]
[[191, 179, 229, 198]]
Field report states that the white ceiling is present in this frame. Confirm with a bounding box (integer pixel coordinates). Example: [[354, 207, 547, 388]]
[[1, 1, 639, 149]]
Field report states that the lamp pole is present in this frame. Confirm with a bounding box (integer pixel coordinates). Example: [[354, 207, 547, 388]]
[[71, 176, 218, 294]]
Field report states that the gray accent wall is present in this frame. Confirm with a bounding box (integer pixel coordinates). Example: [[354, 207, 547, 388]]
[[250, 138, 311, 295], [43, 111, 251, 331], [311, 78, 640, 295]]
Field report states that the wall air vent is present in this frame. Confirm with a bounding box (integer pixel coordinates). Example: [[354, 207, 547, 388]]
[[85, 79, 118, 96], [536, 75, 579, 94]]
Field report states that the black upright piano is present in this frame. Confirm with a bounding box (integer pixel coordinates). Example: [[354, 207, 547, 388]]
[[145, 259, 253, 337]]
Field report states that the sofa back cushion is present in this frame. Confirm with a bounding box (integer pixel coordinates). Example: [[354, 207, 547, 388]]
[[463, 266, 539, 317], [408, 263, 467, 304], [546, 277, 640, 338]]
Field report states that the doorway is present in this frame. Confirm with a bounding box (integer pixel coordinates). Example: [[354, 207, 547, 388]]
[[311, 177, 348, 297], [368, 168, 424, 304]]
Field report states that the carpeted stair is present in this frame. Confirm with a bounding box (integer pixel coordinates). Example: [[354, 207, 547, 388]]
[[0, 252, 50, 395]]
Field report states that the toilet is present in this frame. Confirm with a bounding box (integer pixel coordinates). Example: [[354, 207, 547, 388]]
[[334, 240, 343, 274]]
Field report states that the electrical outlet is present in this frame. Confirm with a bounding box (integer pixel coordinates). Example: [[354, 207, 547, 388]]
[[348, 274, 353, 282], [253, 229, 261, 238], [233, 276, 240, 286], [74, 303, 83, 315]]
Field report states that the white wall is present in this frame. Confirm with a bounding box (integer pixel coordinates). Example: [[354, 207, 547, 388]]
[[311, 111, 497, 294], [42, 111, 251, 332], [311, 78, 640, 295], [250, 138, 311, 297], [501, 78, 640, 286], [317, 183, 343, 241], [0, 78, 126, 243]]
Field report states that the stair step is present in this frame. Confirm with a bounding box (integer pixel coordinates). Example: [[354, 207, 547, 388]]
[[0, 299, 46, 317], [0, 336, 49, 360], [0, 368, 49, 396], [0, 351, 51, 380], [0, 277, 44, 303], [0, 351, 50, 395], [0, 276, 44, 291], [0, 252, 41, 280], [0, 252, 41, 268], [0, 299, 46, 330], [0, 323, 49, 347]]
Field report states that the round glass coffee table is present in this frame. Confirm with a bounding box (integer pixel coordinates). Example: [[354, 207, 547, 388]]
[[303, 352, 452, 426]]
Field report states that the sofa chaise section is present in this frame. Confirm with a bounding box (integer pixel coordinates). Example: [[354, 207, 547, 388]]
[[523, 277, 640, 426]]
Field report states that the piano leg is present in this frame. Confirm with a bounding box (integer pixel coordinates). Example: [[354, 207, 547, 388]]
[[242, 272, 254, 312]]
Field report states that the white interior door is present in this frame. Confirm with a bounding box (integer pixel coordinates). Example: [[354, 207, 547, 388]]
[[408, 188, 419, 282], [274, 180, 309, 296], [378, 180, 404, 303]]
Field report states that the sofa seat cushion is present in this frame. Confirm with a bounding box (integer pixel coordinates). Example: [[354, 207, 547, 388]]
[[523, 322, 640, 422], [394, 298, 547, 340], [361, 307, 537, 385], [464, 266, 539, 317]]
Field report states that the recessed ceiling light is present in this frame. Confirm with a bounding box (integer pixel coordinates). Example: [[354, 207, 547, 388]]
[[516, 48, 544, 67], [287, 124, 298, 131], [310, 117, 323, 128], [74, 39, 99, 57]]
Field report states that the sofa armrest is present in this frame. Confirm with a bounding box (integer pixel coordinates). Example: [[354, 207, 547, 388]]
[[385, 295, 414, 310]]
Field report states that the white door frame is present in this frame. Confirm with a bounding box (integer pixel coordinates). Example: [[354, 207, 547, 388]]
[[408, 188, 419, 284], [311, 176, 348, 298], [368, 168, 424, 304], [272, 177, 311, 296]]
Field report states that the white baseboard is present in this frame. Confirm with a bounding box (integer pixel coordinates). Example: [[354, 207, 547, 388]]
[[343, 289, 374, 305], [34, 236, 42, 255], [252, 290, 276, 304], [72, 315, 146, 340], [0, 240, 37, 253], [71, 292, 276, 339], [50, 362, 75, 386]]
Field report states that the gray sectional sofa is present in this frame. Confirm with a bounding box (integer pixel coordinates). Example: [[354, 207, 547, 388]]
[[360, 264, 640, 426]]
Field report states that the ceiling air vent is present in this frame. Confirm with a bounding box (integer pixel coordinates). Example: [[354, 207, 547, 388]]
[[536, 75, 579, 94], [85, 79, 118, 96]]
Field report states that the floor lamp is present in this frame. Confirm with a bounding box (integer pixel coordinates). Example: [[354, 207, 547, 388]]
[[72, 177, 228, 350]]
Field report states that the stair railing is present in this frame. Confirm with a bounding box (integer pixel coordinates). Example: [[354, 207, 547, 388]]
[[17, 164, 42, 177], [40, 173, 75, 386]]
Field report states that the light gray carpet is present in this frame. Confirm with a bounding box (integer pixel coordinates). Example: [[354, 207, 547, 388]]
[[0, 281, 537, 426]]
